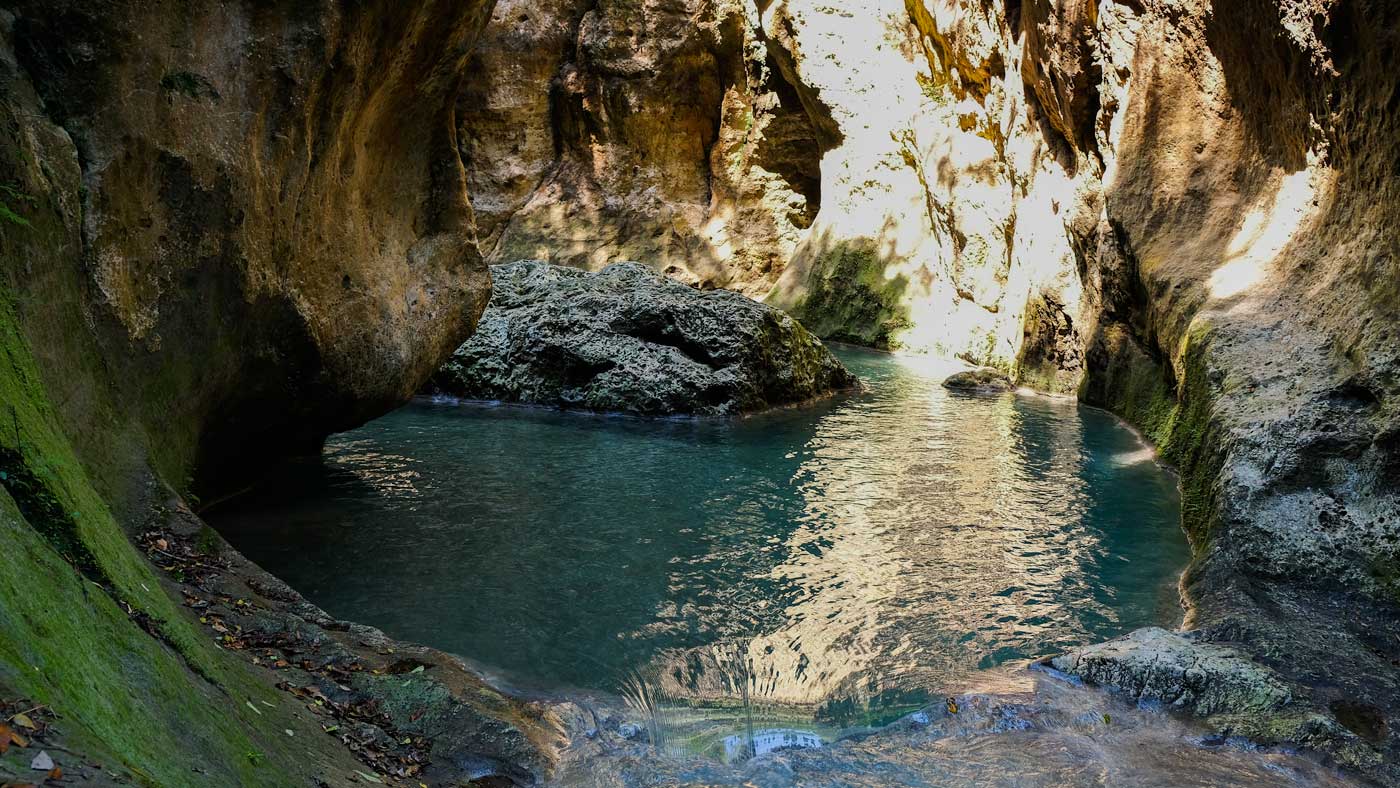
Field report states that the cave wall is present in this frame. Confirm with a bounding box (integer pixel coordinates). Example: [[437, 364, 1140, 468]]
[[1071, 0, 1400, 772], [0, 1, 510, 783], [8, 0, 494, 499]]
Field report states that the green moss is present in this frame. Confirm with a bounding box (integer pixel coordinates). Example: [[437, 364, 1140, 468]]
[[0, 183, 33, 227], [1366, 553, 1400, 605], [1082, 321, 1223, 546], [0, 293, 345, 785], [0, 40, 376, 787], [775, 241, 913, 350]]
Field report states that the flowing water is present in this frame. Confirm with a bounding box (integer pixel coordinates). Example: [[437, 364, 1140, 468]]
[[211, 347, 1350, 785]]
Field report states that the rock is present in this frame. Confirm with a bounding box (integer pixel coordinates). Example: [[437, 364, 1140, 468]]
[[462, 0, 821, 296], [1049, 628, 1291, 717], [428, 261, 857, 416], [0, 3, 520, 786], [942, 367, 1014, 393], [5, 0, 495, 496], [617, 722, 645, 740]]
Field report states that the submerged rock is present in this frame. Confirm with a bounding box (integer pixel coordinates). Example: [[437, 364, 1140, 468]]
[[428, 261, 857, 416], [943, 367, 1014, 393]]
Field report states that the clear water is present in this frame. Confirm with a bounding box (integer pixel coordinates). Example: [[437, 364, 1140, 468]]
[[551, 669, 1360, 787], [214, 346, 1190, 755]]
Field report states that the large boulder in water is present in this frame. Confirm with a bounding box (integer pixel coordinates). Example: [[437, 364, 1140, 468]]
[[428, 261, 857, 415]]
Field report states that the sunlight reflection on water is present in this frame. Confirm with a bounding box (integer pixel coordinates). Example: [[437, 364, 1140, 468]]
[[214, 346, 1189, 757]]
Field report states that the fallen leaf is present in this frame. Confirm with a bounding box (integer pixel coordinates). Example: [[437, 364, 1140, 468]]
[[245, 701, 262, 716], [46, 767, 61, 781], [29, 751, 53, 771], [10, 714, 35, 730], [0, 726, 8, 755], [354, 771, 383, 784], [945, 697, 959, 715], [9, 729, 28, 748], [155, 538, 168, 551]]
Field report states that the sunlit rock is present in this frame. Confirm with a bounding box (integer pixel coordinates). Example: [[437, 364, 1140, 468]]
[[1050, 628, 1291, 717], [942, 367, 1013, 393]]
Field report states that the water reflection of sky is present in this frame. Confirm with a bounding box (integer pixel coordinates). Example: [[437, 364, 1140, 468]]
[[213, 346, 1188, 744]]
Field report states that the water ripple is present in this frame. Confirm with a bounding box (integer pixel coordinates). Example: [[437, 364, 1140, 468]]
[[213, 346, 1188, 756]]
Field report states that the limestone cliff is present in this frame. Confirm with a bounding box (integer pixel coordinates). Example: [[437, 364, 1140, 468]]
[[457, 0, 1400, 778], [7, 0, 497, 494], [0, 2, 553, 784], [460, 0, 824, 295]]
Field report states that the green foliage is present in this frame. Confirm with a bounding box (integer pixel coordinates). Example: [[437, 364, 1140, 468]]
[[0, 183, 34, 228]]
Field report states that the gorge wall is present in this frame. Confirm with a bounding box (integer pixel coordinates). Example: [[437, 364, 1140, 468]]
[[0, 2, 555, 785], [2, 0, 1399, 783], [460, 0, 1400, 777]]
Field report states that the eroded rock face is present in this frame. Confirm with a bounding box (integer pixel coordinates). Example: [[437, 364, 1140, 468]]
[[457, 0, 1400, 778], [7, 0, 495, 494], [459, 0, 824, 296], [429, 261, 856, 416], [0, 2, 556, 784]]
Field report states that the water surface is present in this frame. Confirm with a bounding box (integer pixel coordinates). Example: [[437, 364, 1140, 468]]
[[215, 347, 1189, 752]]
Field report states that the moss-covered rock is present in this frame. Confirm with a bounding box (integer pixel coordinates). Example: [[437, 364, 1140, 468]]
[[1050, 627, 1291, 717], [772, 240, 914, 350], [0, 2, 553, 784]]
